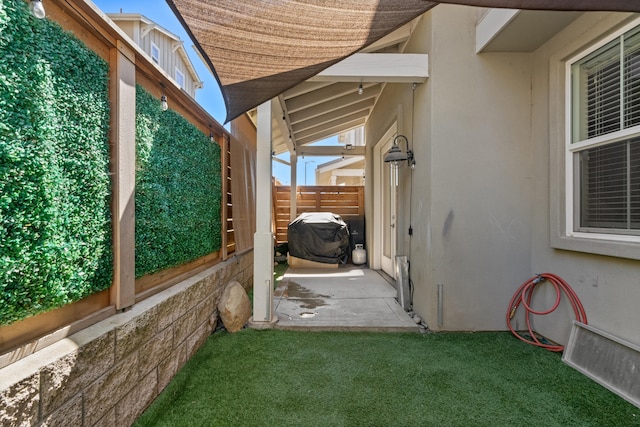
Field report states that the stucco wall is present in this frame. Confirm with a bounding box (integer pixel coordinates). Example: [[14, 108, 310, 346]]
[[367, 6, 535, 332], [0, 252, 253, 427], [426, 6, 535, 331], [367, 5, 640, 347], [529, 11, 640, 347]]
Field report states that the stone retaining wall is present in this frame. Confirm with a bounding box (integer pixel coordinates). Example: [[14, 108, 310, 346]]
[[0, 252, 253, 427]]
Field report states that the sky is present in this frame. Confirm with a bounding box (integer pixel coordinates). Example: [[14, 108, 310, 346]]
[[93, 0, 339, 185]]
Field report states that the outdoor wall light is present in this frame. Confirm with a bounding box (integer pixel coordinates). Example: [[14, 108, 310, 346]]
[[358, 83, 363, 95], [384, 135, 415, 169], [30, 0, 46, 19], [160, 94, 168, 111], [209, 125, 215, 142]]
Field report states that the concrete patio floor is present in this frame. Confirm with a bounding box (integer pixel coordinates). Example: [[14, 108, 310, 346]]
[[273, 266, 420, 332]]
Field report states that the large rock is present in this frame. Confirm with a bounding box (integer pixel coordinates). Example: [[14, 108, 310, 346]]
[[218, 281, 251, 333]]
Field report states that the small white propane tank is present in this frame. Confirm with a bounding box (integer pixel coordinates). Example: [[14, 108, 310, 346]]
[[352, 244, 367, 265]]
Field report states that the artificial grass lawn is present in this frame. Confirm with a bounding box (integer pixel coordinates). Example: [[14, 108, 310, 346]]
[[135, 331, 639, 427]]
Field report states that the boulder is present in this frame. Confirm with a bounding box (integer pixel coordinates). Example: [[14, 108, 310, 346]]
[[218, 281, 251, 333]]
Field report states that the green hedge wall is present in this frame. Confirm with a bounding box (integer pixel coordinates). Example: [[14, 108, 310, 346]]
[[0, 1, 112, 325], [135, 86, 221, 277]]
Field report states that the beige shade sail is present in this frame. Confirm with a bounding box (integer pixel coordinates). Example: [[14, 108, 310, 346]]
[[166, 0, 640, 123]]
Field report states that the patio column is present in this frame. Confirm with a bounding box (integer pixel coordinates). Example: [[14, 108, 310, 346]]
[[290, 154, 297, 221], [250, 100, 276, 326]]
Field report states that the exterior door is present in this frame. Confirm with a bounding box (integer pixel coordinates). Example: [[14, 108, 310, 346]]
[[376, 127, 398, 278]]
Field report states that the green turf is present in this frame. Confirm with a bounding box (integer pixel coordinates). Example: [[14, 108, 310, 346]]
[[135, 331, 639, 427]]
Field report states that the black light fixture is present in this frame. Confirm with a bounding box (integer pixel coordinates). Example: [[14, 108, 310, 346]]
[[358, 83, 363, 95], [384, 135, 415, 168], [30, 0, 46, 18], [209, 125, 215, 142]]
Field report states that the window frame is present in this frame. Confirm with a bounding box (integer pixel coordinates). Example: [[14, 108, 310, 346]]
[[550, 15, 640, 260], [151, 41, 160, 65], [565, 21, 640, 242], [175, 68, 185, 89]]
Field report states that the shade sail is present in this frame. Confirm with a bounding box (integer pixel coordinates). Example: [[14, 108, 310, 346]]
[[166, 0, 640, 123]]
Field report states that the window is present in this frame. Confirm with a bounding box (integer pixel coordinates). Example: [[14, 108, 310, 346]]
[[567, 24, 640, 238], [175, 68, 185, 89], [151, 42, 160, 64]]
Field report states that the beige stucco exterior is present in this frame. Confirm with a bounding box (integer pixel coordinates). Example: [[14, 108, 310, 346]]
[[365, 6, 640, 348]]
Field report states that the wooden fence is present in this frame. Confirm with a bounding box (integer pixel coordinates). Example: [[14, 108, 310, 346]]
[[274, 185, 364, 243]]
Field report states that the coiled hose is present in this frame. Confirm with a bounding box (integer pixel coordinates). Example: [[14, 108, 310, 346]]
[[506, 273, 587, 352]]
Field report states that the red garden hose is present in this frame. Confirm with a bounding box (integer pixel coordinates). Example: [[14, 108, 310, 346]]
[[506, 273, 587, 352]]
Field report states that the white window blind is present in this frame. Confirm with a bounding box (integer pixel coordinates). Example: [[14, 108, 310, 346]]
[[571, 25, 640, 233]]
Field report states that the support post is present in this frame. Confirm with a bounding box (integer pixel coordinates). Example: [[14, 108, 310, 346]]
[[290, 154, 297, 221], [109, 41, 136, 310], [250, 100, 276, 327]]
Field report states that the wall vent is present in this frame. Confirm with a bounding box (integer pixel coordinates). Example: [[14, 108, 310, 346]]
[[563, 321, 640, 408]]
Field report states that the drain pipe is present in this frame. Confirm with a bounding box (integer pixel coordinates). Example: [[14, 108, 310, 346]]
[[437, 283, 443, 327]]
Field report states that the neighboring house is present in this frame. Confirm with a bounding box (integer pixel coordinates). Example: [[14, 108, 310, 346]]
[[315, 128, 366, 186], [316, 156, 365, 186], [108, 13, 203, 98], [362, 6, 640, 350], [338, 127, 365, 148]]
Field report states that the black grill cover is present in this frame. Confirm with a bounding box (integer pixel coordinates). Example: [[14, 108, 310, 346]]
[[287, 212, 350, 264]]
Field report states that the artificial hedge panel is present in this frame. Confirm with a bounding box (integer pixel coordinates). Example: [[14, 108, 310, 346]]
[[135, 85, 221, 277], [0, 1, 112, 325]]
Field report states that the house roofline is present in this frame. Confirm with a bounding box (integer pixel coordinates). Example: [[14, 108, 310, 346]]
[[106, 13, 202, 86]]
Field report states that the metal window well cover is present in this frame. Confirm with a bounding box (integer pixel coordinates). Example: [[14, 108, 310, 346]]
[[563, 321, 640, 408]]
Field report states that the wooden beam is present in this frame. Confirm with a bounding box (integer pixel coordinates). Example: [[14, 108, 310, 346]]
[[286, 82, 378, 113], [288, 86, 381, 124], [291, 98, 374, 133], [283, 81, 334, 100], [296, 146, 365, 157], [309, 53, 429, 83], [273, 156, 291, 166], [294, 111, 369, 140], [109, 40, 136, 311], [295, 119, 367, 146]]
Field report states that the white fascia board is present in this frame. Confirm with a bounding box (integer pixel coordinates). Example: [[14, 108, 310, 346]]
[[476, 8, 520, 53], [297, 146, 365, 157], [310, 53, 428, 83]]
